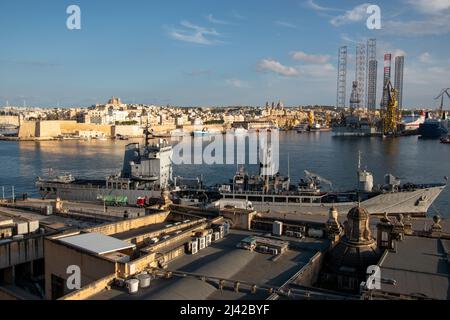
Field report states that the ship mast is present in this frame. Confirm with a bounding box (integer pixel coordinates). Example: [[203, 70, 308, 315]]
[[144, 121, 151, 147]]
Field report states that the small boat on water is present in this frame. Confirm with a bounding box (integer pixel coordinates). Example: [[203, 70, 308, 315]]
[[402, 111, 425, 131], [116, 134, 129, 140], [418, 112, 449, 139], [170, 129, 190, 137], [309, 123, 332, 132], [293, 124, 308, 133]]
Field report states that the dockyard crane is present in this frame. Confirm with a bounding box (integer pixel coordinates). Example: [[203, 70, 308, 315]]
[[382, 80, 399, 136], [308, 110, 315, 127], [435, 88, 450, 118]]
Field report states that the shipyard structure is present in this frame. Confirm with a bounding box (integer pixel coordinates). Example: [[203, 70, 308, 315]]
[[334, 38, 414, 137]]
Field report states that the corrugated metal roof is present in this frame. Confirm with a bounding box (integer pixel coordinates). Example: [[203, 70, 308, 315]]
[[58, 232, 135, 255]]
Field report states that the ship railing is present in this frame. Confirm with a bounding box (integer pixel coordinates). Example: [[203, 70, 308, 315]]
[[221, 190, 327, 197]]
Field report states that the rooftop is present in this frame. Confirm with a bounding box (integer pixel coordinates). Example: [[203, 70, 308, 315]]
[[58, 232, 136, 255], [378, 236, 450, 299], [90, 230, 329, 300]]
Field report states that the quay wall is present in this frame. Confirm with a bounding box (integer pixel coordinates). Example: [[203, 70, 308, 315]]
[[18, 121, 36, 138], [112, 125, 143, 137], [36, 120, 64, 138], [0, 115, 20, 126], [60, 122, 112, 136], [18, 120, 113, 138], [151, 124, 226, 133]]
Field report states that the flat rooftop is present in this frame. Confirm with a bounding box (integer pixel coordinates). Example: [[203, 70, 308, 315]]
[[378, 236, 450, 299], [90, 230, 329, 300], [112, 222, 169, 240], [0, 205, 99, 230], [58, 232, 136, 255], [260, 211, 450, 233]]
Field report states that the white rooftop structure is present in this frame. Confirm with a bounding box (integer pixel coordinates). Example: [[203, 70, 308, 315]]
[[58, 232, 135, 255]]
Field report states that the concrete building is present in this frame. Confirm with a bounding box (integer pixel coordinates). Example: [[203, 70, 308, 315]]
[[44, 209, 210, 300]]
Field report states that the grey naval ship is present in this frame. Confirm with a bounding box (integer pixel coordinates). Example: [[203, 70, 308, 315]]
[[36, 134, 446, 217], [36, 130, 173, 203], [217, 152, 446, 217]]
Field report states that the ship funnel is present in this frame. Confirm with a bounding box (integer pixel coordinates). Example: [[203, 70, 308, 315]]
[[358, 169, 373, 192], [122, 143, 140, 178]]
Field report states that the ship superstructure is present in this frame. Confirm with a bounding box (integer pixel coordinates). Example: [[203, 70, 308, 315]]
[[218, 151, 446, 217], [36, 130, 173, 203]]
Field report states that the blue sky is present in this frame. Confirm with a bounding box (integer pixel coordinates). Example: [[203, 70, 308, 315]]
[[0, 0, 449, 108]]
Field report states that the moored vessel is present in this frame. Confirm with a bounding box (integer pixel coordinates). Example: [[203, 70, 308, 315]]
[[217, 151, 446, 217]]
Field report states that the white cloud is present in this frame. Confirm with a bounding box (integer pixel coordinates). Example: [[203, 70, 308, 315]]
[[419, 52, 432, 63], [383, 15, 450, 36], [206, 14, 230, 25], [230, 11, 246, 20], [377, 1, 450, 36], [340, 33, 359, 43], [404, 64, 450, 86], [257, 58, 335, 79], [377, 40, 407, 59], [290, 51, 330, 64], [394, 49, 407, 57], [226, 79, 249, 88], [257, 59, 299, 77], [274, 20, 297, 29], [330, 3, 371, 26], [298, 63, 335, 78], [407, 0, 450, 14], [185, 69, 211, 76], [305, 0, 342, 12], [168, 21, 221, 45]]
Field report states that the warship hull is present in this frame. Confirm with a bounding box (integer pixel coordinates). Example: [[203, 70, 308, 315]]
[[36, 179, 162, 203], [221, 185, 445, 217]]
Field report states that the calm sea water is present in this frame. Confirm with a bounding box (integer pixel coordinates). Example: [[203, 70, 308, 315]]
[[0, 132, 449, 217]]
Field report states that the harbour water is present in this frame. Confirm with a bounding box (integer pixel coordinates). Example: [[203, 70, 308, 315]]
[[0, 131, 449, 217]]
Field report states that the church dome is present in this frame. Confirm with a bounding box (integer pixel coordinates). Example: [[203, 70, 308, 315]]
[[325, 205, 380, 279], [347, 206, 369, 220]]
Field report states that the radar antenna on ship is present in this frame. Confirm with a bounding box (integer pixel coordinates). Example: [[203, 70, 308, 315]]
[[303, 170, 333, 188]]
